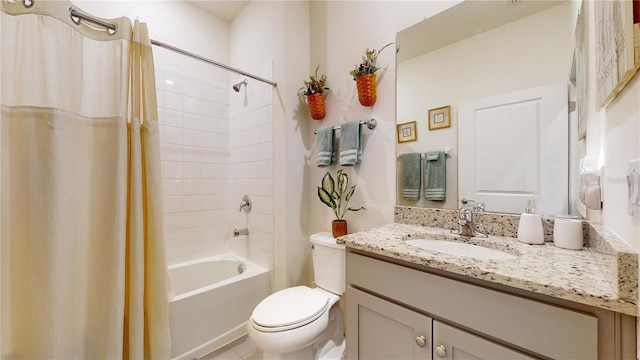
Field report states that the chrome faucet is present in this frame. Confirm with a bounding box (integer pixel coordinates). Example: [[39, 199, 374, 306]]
[[452, 198, 487, 237], [233, 228, 249, 237], [239, 195, 252, 212]]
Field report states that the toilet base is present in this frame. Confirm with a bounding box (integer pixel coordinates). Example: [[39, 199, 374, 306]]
[[258, 305, 345, 360]]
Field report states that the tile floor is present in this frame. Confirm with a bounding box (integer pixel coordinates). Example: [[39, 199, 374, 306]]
[[199, 336, 262, 360]]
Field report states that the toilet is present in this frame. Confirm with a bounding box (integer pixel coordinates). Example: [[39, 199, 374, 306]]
[[247, 232, 346, 360]]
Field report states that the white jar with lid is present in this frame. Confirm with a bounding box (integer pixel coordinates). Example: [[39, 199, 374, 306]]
[[553, 215, 583, 250]]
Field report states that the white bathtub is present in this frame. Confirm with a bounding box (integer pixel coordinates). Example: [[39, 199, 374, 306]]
[[168, 253, 270, 360]]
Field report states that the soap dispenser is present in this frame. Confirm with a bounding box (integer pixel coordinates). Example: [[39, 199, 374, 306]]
[[517, 199, 544, 245]]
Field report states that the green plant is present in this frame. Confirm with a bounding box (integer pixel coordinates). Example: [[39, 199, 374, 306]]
[[317, 170, 365, 220], [301, 64, 329, 95], [349, 43, 393, 80]]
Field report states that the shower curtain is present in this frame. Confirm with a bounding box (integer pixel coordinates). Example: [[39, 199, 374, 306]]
[[1, 1, 171, 359]]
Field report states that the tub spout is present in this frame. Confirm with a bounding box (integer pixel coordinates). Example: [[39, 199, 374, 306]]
[[233, 228, 249, 237]]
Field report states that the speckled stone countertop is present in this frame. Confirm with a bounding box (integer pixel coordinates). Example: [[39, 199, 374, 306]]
[[338, 222, 638, 316]]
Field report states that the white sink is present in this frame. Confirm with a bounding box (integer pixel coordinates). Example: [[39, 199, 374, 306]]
[[405, 239, 518, 260]]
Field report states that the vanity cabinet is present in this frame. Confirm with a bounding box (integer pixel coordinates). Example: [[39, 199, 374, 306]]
[[346, 251, 635, 360], [348, 286, 535, 360], [347, 286, 432, 359]]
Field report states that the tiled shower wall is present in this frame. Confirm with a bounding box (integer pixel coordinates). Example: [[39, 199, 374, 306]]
[[228, 65, 274, 272], [155, 66, 274, 272], [156, 66, 231, 264]]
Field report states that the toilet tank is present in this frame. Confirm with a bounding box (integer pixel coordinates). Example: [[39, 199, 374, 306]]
[[310, 232, 346, 295]]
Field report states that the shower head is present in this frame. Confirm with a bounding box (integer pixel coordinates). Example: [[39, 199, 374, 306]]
[[232, 79, 247, 92]]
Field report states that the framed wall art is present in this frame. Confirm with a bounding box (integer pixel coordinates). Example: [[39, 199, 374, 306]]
[[397, 121, 417, 143], [594, 0, 638, 109], [428, 105, 451, 130]]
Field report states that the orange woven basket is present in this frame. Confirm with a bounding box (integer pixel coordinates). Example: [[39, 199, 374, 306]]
[[307, 93, 326, 120], [355, 73, 377, 107]]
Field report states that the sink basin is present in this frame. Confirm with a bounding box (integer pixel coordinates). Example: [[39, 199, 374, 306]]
[[405, 239, 518, 260]]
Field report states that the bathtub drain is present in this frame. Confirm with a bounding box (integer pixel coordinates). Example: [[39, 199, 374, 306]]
[[237, 263, 246, 274]]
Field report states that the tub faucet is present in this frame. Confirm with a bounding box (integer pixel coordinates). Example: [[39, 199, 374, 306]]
[[233, 228, 249, 237], [452, 198, 487, 237]]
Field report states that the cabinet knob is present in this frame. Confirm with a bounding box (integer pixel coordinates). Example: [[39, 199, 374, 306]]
[[415, 335, 426, 347], [435, 344, 447, 358]]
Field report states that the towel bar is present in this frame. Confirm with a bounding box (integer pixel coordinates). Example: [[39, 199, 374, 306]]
[[314, 119, 376, 134], [398, 148, 452, 159]]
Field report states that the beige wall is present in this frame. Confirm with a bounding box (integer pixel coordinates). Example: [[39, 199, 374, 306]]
[[306, 1, 454, 238]]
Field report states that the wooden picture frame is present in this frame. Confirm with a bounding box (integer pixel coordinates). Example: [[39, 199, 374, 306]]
[[428, 105, 451, 130], [397, 121, 417, 143]]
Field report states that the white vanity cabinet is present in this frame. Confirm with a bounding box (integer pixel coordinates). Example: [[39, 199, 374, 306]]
[[346, 251, 636, 360]]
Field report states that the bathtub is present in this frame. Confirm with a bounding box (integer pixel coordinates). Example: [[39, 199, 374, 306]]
[[168, 253, 270, 360]]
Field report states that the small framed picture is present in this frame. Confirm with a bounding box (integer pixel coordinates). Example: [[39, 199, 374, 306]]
[[397, 121, 417, 143], [428, 105, 451, 130]]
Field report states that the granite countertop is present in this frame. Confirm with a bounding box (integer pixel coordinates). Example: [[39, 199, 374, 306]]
[[338, 223, 638, 316]]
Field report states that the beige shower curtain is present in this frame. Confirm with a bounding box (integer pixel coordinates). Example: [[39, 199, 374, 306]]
[[1, 1, 171, 359]]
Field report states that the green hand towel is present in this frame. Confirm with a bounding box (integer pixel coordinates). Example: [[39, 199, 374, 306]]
[[401, 153, 421, 200], [316, 126, 335, 167], [339, 120, 362, 166], [424, 151, 446, 201]]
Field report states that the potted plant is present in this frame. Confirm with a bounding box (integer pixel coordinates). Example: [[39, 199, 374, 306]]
[[300, 64, 329, 120], [317, 169, 365, 237], [349, 43, 393, 107]]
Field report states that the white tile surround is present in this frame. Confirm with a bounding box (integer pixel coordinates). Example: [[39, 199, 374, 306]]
[[156, 65, 274, 273]]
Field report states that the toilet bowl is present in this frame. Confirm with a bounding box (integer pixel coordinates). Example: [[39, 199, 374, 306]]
[[247, 232, 346, 360]]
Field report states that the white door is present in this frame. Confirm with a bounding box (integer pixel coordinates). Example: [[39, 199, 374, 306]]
[[458, 83, 568, 216]]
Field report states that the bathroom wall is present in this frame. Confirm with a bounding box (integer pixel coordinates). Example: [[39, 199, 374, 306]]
[[155, 66, 233, 264], [227, 64, 275, 272], [306, 1, 459, 236], [230, 1, 311, 290], [76, 1, 230, 84]]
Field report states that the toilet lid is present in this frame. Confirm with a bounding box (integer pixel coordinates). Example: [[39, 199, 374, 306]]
[[251, 286, 329, 329]]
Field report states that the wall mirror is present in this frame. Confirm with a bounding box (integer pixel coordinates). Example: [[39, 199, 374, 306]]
[[396, 0, 580, 216]]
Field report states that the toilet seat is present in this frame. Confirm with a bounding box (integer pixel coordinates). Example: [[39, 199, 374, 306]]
[[250, 286, 329, 332]]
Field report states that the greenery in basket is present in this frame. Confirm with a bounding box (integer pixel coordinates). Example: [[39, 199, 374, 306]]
[[349, 43, 394, 80], [317, 170, 365, 220], [301, 64, 329, 95]]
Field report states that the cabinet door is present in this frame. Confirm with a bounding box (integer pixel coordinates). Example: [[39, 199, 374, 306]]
[[432, 320, 536, 360], [346, 286, 432, 360]]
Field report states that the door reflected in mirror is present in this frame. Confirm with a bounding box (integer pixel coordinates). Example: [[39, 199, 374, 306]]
[[396, 0, 579, 216]]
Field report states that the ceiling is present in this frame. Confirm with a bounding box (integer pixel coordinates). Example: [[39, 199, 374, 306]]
[[184, 0, 250, 22]]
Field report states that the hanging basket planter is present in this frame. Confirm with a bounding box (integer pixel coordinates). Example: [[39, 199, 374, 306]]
[[300, 64, 329, 121], [349, 43, 392, 108], [307, 92, 326, 120], [355, 73, 377, 107]]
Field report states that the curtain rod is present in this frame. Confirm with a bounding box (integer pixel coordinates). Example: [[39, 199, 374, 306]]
[[67, 7, 277, 88], [150, 40, 277, 87]]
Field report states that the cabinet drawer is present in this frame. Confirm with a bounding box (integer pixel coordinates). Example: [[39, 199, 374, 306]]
[[347, 252, 598, 359]]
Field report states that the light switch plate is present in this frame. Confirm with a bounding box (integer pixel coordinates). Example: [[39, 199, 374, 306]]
[[629, 160, 640, 218]]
